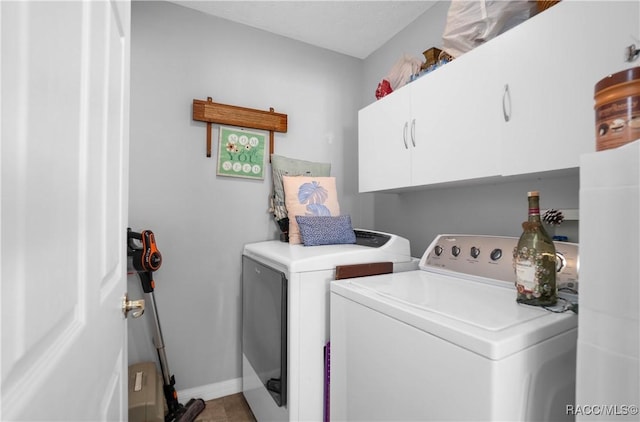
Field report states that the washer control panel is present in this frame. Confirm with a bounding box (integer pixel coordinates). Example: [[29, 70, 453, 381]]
[[420, 235, 579, 292]]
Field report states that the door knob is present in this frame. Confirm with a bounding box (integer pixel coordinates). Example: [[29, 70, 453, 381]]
[[122, 294, 145, 318]]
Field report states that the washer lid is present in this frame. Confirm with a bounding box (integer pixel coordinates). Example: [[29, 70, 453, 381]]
[[330, 270, 577, 360]]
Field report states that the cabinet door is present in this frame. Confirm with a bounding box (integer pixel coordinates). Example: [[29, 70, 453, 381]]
[[358, 86, 411, 192], [500, 1, 640, 176], [410, 46, 502, 187]]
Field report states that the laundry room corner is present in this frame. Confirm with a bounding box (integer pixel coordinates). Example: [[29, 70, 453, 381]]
[[127, 0, 368, 398]]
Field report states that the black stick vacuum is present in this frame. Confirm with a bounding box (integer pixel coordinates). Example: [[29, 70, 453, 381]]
[[127, 228, 205, 422]]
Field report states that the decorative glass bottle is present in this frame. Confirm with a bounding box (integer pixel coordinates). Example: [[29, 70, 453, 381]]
[[513, 191, 557, 306]]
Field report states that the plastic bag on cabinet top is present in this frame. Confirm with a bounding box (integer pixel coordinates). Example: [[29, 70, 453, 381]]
[[386, 53, 423, 91], [442, 0, 537, 58]]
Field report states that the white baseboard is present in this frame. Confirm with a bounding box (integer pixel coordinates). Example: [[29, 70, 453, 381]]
[[177, 377, 242, 403]]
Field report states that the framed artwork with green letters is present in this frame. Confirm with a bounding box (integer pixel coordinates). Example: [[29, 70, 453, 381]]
[[216, 126, 267, 180]]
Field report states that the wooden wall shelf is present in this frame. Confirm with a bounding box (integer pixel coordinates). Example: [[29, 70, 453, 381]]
[[193, 97, 288, 158]]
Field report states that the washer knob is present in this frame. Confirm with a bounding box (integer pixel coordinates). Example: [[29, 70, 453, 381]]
[[434, 245, 443, 256], [490, 248, 503, 261], [470, 246, 480, 259], [451, 246, 461, 257], [556, 252, 566, 272]]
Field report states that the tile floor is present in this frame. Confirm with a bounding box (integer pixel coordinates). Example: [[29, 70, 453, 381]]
[[194, 393, 256, 422]]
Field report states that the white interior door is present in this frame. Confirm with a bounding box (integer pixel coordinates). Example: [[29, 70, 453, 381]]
[[1, 1, 131, 420]]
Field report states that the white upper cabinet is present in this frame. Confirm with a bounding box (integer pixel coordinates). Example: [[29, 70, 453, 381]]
[[498, 0, 640, 176], [410, 43, 503, 187], [358, 1, 640, 193], [359, 47, 503, 193], [359, 84, 411, 192]]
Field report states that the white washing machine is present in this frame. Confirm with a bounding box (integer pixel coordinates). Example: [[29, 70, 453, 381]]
[[242, 230, 416, 422], [331, 234, 580, 422]]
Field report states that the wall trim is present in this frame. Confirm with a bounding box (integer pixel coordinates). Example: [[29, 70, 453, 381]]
[[177, 377, 242, 403]]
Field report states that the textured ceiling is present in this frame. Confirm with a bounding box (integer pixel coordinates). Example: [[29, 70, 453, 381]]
[[171, 1, 438, 59]]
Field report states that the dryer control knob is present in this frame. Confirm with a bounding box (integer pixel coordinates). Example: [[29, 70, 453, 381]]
[[490, 248, 503, 261]]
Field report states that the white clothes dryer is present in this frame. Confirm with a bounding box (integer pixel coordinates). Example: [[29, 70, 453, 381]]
[[242, 230, 416, 422], [331, 234, 579, 422]]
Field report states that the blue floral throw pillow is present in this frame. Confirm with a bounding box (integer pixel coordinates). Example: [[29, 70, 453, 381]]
[[295, 215, 356, 246]]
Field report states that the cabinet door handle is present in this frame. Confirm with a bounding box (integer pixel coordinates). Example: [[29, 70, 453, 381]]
[[402, 121, 409, 149], [502, 83, 512, 122], [410, 119, 416, 147]]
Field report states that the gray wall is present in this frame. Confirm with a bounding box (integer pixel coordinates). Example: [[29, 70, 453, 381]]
[[128, 1, 367, 391], [372, 175, 580, 257]]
